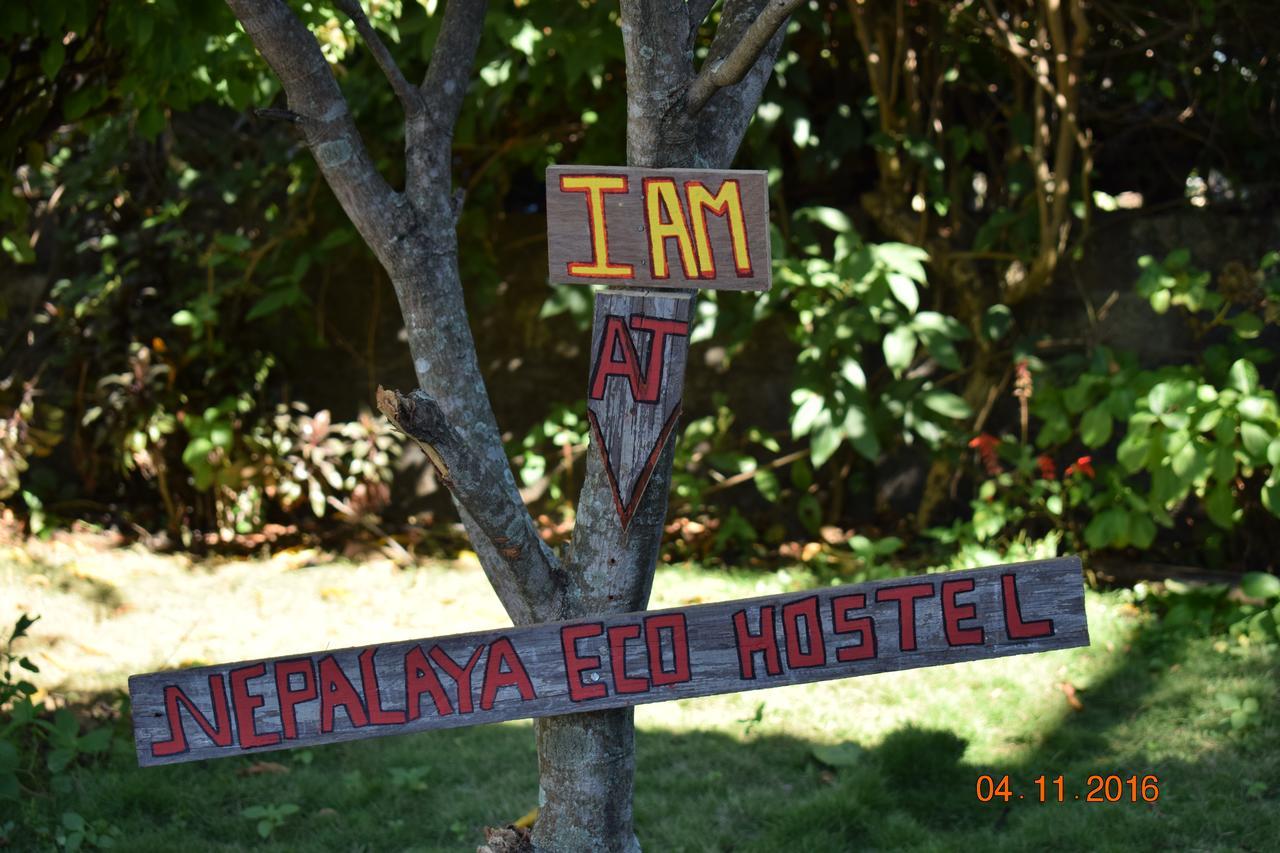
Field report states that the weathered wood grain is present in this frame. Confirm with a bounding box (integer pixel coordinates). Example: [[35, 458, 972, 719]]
[[546, 165, 771, 291], [130, 557, 1088, 767], [586, 289, 693, 529]]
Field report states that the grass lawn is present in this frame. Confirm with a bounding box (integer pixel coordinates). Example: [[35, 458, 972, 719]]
[[2, 539, 1278, 851]]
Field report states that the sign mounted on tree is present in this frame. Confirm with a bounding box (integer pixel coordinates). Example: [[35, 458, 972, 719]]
[[545, 165, 771, 291], [129, 557, 1087, 766], [549, 164, 772, 527], [586, 289, 693, 528]]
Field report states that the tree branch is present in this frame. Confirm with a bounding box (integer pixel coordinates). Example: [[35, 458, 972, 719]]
[[225, 0, 403, 253], [335, 0, 425, 117], [422, 0, 487, 137], [691, 0, 795, 167], [686, 0, 804, 114], [378, 386, 564, 621]]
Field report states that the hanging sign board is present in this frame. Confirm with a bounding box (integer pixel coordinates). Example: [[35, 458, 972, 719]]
[[130, 557, 1088, 767], [545, 165, 772, 291]]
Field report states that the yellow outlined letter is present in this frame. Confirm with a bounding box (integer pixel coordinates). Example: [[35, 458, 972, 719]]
[[686, 180, 752, 278], [560, 174, 634, 279], [643, 178, 700, 279]]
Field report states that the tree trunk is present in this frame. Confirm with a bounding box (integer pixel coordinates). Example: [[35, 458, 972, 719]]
[[528, 3, 791, 846]]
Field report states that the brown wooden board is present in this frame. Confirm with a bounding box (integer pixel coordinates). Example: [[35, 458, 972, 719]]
[[545, 165, 771, 291], [586, 289, 693, 528], [130, 557, 1088, 767]]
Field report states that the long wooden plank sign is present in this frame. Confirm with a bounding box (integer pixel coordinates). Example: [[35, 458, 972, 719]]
[[129, 557, 1087, 767], [545, 165, 771, 291]]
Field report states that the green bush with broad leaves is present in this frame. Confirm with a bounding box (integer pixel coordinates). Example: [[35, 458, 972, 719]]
[[781, 212, 972, 469], [1021, 251, 1280, 554], [1, 614, 115, 814]]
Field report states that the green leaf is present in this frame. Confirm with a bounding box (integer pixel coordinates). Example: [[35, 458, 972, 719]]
[[810, 422, 843, 469], [872, 242, 929, 282], [1228, 359, 1259, 394], [810, 742, 865, 768], [171, 309, 197, 327], [78, 727, 111, 753], [802, 206, 854, 234], [1080, 407, 1113, 448], [883, 326, 916, 375], [1129, 514, 1157, 549], [1238, 396, 1274, 422], [842, 407, 880, 461], [981, 304, 1012, 341], [1264, 477, 1280, 517], [755, 469, 780, 502], [1231, 312, 1263, 339], [921, 390, 971, 420], [840, 359, 866, 390], [41, 41, 66, 78], [791, 392, 826, 439], [1204, 483, 1237, 529], [1149, 289, 1171, 314], [887, 272, 918, 313], [47, 747, 74, 773], [1116, 431, 1148, 472], [1241, 572, 1280, 600], [1240, 422, 1271, 460], [1085, 508, 1127, 549]]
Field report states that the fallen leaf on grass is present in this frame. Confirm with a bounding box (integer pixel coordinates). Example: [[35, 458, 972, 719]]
[[238, 761, 290, 777], [1056, 681, 1084, 711], [512, 807, 538, 829], [810, 742, 865, 768]]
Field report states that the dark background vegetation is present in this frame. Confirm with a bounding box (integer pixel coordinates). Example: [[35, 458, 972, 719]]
[[2, 0, 1279, 572]]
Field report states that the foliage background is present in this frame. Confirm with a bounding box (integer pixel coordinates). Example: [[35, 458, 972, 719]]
[[2, 0, 1279, 576]]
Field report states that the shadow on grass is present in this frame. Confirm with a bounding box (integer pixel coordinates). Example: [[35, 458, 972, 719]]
[[15, 607, 1280, 852], [702, 621, 1280, 853]]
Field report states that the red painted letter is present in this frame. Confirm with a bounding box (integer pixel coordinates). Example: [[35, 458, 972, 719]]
[[561, 623, 607, 701], [150, 675, 233, 758], [589, 316, 645, 402], [404, 645, 453, 719], [429, 645, 486, 714], [645, 613, 692, 686], [230, 663, 282, 749], [782, 596, 827, 668], [942, 579, 985, 646], [630, 316, 689, 402], [480, 638, 537, 710], [831, 594, 877, 662], [733, 606, 782, 679], [608, 624, 650, 694], [273, 659, 316, 740], [359, 648, 406, 725], [317, 655, 368, 734], [875, 582, 935, 652], [1002, 573, 1055, 639]]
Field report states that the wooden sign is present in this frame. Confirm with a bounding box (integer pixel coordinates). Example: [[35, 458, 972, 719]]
[[587, 289, 693, 528], [130, 557, 1087, 766], [545, 165, 771, 291]]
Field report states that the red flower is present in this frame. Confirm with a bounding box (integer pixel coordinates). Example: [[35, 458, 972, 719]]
[[1065, 455, 1095, 479], [1036, 454, 1057, 480], [968, 433, 1002, 476]]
